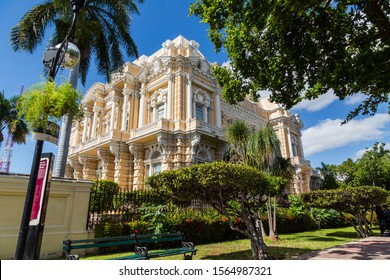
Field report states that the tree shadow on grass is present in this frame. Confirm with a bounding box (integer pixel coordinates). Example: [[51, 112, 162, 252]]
[[200, 247, 313, 260], [200, 249, 252, 260], [307, 237, 340, 242], [326, 231, 358, 238]]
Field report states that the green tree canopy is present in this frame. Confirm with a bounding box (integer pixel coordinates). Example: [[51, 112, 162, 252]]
[[353, 142, 390, 188], [301, 186, 389, 237], [147, 161, 284, 259], [190, 0, 390, 122], [316, 162, 339, 189], [319, 143, 390, 190]]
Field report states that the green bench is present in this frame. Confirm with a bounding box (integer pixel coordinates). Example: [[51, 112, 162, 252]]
[[63, 232, 197, 260]]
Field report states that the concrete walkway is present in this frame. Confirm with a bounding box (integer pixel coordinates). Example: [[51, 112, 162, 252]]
[[292, 235, 390, 260]]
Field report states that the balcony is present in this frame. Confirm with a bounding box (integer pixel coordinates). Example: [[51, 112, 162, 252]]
[[291, 156, 311, 168], [130, 119, 170, 140], [129, 118, 225, 142], [69, 130, 130, 155]]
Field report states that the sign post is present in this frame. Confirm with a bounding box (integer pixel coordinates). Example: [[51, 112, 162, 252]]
[[23, 153, 54, 259], [15, 123, 59, 260]]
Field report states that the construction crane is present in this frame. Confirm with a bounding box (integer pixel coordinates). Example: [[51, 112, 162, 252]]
[[0, 86, 24, 173], [0, 134, 15, 173]]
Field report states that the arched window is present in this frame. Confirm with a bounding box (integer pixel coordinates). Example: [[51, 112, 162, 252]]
[[193, 89, 210, 123], [150, 89, 167, 122], [291, 136, 298, 157], [195, 146, 211, 164], [145, 149, 163, 177], [197, 151, 208, 162]]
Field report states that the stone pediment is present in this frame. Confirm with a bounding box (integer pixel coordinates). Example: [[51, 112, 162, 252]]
[[83, 82, 105, 103]]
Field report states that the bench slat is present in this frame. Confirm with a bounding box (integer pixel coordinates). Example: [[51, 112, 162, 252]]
[[63, 232, 196, 260], [63, 240, 138, 251]]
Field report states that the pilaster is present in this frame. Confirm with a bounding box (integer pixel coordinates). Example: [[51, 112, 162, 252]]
[[138, 86, 146, 128], [186, 74, 193, 120], [174, 72, 184, 120], [129, 144, 145, 189], [166, 73, 174, 119], [109, 142, 131, 189], [81, 110, 92, 142], [97, 148, 115, 181], [78, 156, 97, 180], [68, 158, 83, 180], [215, 89, 222, 128], [121, 88, 131, 131]]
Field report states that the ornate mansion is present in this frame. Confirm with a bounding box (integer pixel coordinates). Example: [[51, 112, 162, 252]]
[[66, 36, 313, 194]]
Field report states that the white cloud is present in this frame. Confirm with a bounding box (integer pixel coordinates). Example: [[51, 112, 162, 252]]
[[344, 93, 365, 106], [257, 90, 272, 99], [352, 142, 390, 160], [292, 90, 337, 112], [302, 114, 390, 156], [221, 60, 231, 69]]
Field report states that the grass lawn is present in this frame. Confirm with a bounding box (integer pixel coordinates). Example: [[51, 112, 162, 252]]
[[82, 227, 378, 260], [82, 226, 380, 260]]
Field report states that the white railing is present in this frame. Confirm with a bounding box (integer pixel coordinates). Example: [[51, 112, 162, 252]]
[[132, 121, 160, 138], [198, 121, 224, 137]]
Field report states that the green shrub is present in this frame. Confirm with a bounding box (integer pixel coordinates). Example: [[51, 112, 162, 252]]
[[162, 208, 244, 244], [275, 208, 318, 234], [311, 208, 350, 228], [89, 180, 120, 212], [94, 219, 122, 238], [123, 220, 150, 235]]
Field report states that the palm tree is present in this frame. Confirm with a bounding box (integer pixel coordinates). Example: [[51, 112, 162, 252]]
[[0, 91, 29, 146], [225, 119, 251, 164], [225, 121, 290, 240], [246, 124, 282, 171], [10, 0, 144, 176]]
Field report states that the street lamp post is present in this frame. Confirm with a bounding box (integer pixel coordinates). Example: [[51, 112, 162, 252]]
[[15, 0, 85, 260]]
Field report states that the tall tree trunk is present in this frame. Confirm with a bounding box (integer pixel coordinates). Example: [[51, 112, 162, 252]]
[[267, 197, 279, 240], [54, 63, 79, 177], [243, 213, 268, 260]]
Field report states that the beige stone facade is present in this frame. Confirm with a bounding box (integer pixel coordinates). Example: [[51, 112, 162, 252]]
[[66, 36, 312, 194]]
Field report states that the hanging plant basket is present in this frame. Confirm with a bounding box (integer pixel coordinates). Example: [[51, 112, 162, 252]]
[[17, 80, 82, 136]]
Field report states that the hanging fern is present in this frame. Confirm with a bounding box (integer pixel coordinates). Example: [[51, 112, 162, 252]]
[[17, 79, 82, 131]]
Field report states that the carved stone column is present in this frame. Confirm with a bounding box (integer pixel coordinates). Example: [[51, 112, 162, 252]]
[[166, 73, 174, 119], [191, 134, 201, 162], [78, 156, 97, 180], [186, 74, 193, 120], [129, 144, 145, 190], [97, 148, 115, 181], [173, 138, 183, 169], [109, 142, 131, 189], [68, 158, 83, 179], [215, 90, 222, 128], [157, 134, 169, 170], [91, 106, 101, 138], [138, 82, 147, 128], [82, 111, 92, 142], [121, 88, 131, 131], [110, 95, 119, 131], [175, 73, 183, 120]]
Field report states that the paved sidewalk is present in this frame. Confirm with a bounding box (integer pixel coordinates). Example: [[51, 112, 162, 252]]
[[292, 235, 390, 260]]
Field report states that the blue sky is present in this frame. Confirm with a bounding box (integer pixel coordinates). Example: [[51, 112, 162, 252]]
[[1, 0, 390, 174]]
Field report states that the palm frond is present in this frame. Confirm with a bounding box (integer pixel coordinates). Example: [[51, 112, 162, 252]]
[[11, 0, 143, 85], [10, 2, 57, 52]]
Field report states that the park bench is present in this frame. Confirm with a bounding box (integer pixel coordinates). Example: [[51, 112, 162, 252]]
[[63, 232, 197, 260]]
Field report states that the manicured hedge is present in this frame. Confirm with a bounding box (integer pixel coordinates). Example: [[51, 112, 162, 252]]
[[95, 207, 350, 246]]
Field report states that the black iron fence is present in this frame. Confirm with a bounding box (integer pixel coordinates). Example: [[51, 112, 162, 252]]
[[87, 188, 210, 230]]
